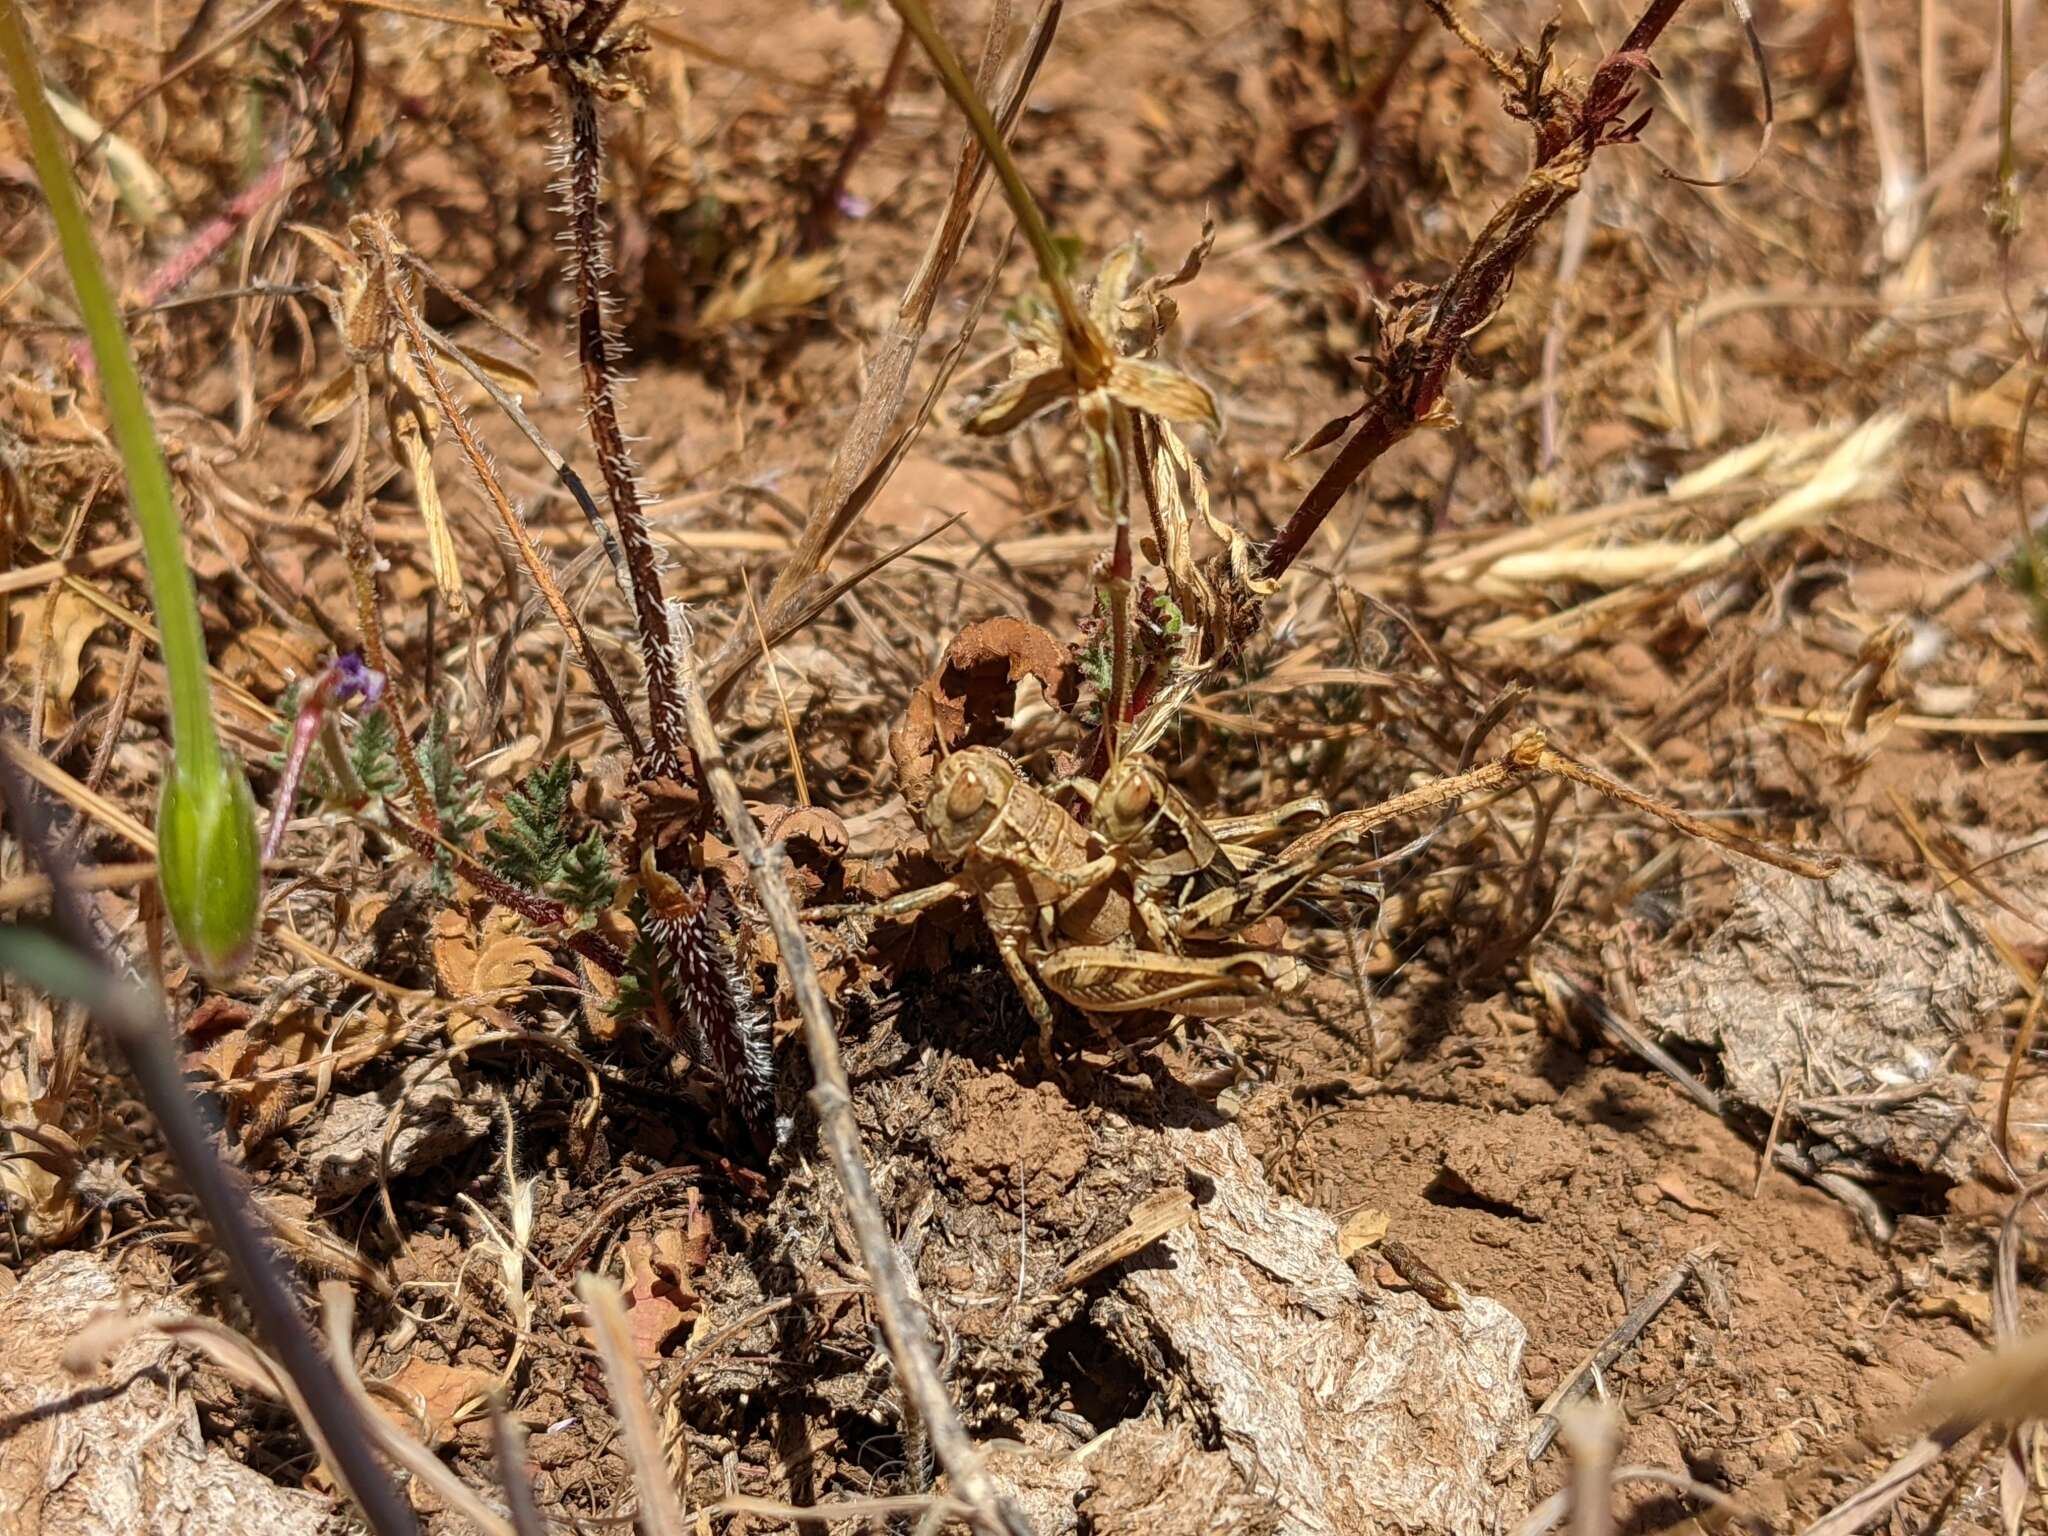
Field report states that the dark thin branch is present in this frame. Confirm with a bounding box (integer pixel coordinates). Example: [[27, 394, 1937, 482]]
[[1252, 0, 1693, 596]]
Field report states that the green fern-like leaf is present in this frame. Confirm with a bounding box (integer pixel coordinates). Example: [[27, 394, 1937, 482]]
[[552, 829, 618, 919], [486, 758, 577, 889], [347, 707, 404, 802]]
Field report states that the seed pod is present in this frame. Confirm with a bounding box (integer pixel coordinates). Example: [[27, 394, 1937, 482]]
[[158, 757, 262, 980]]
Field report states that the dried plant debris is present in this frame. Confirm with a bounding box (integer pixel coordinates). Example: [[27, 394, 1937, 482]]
[[5, 0, 2047, 1527], [1643, 864, 2011, 1179], [0, 1253, 346, 1536], [302, 1057, 493, 1200], [888, 615, 1080, 807]]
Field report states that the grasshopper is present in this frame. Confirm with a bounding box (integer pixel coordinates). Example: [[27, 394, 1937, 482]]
[[816, 747, 1299, 1062], [1072, 754, 1367, 941]]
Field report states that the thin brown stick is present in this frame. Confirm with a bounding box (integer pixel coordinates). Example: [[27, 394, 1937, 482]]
[[1995, 963, 2048, 1163], [1533, 742, 1839, 879], [335, 364, 438, 831], [676, 645, 1026, 1536], [1528, 1248, 1714, 1461], [805, 19, 914, 249], [360, 217, 642, 755]]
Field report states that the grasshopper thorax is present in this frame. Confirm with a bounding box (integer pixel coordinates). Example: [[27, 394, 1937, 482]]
[[922, 747, 1018, 864]]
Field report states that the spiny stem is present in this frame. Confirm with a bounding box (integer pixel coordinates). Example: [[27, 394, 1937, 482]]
[[1256, 0, 1691, 589], [561, 79, 689, 773]]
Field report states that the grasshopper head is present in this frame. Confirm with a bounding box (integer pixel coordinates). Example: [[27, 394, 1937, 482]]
[[923, 747, 1015, 863], [1093, 756, 1168, 849]]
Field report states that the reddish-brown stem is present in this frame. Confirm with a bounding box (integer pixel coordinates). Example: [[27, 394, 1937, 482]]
[[381, 805, 629, 977], [804, 20, 913, 249], [1256, 0, 1691, 589]]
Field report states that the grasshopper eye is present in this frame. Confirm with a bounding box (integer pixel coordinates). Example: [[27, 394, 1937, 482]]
[[945, 769, 990, 822]]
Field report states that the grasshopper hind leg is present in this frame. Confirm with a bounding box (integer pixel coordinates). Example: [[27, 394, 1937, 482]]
[[991, 933, 1061, 1070]]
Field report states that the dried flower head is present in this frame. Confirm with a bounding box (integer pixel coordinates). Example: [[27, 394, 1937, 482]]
[[962, 232, 1219, 521]]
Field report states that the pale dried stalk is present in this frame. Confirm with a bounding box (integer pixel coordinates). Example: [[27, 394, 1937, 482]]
[[577, 1274, 691, 1536], [359, 217, 641, 755], [337, 358, 439, 830], [676, 644, 1026, 1536], [317, 1283, 517, 1536], [700, 0, 1057, 714]]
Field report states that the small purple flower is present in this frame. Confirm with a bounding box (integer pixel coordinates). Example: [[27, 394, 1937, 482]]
[[327, 652, 387, 708], [836, 191, 872, 220]]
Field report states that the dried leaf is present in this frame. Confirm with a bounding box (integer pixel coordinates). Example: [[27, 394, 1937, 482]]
[[581, 1194, 713, 1363], [8, 589, 107, 734], [1950, 355, 2045, 436], [44, 84, 175, 229], [0, 1048, 80, 1243], [960, 362, 1080, 436], [297, 367, 356, 427], [432, 907, 548, 1043], [700, 246, 838, 330], [887, 618, 1081, 808], [1108, 357, 1220, 430]]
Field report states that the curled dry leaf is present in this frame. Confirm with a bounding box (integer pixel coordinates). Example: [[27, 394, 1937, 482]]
[[183, 996, 394, 1153], [1, 1008, 84, 1245], [887, 617, 1080, 808], [574, 1190, 715, 1363], [431, 906, 550, 1044], [6, 589, 107, 737], [758, 802, 850, 905]]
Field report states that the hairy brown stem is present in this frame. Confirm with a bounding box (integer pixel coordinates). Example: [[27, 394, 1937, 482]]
[[494, 2, 784, 1151], [494, 3, 687, 773], [1256, 0, 1692, 591], [563, 87, 689, 773]]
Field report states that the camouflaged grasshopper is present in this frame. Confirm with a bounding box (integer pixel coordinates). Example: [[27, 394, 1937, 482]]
[[1071, 754, 1340, 942], [812, 746, 1299, 1062]]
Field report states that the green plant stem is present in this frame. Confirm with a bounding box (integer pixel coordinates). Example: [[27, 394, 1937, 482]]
[[0, 1, 220, 781], [883, 0, 1097, 363]]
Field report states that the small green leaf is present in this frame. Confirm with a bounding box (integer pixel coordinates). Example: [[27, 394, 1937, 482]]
[[552, 829, 618, 917], [486, 758, 577, 889]]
